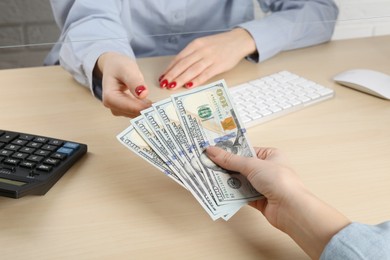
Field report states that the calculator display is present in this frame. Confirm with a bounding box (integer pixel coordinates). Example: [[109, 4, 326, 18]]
[[0, 177, 26, 186]]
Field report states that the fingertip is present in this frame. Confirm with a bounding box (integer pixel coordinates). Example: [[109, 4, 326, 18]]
[[167, 81, 177, 89], [160, 79, 168, 88], [205, 146, 223, 159], [158, 74, 165, 82], [134, 85, 149, 99], [185, 82, 194, 89]]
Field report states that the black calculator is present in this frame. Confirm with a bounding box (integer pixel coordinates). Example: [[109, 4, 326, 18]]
[[0, 129, 87, 198]]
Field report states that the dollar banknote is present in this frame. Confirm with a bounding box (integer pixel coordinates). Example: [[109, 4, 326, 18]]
[[131, 113, 227, 220], [171, 80, 263, 205], [117, 125, 183, 187], [117, 79, 261, 220], [148, 101, 244, 218]]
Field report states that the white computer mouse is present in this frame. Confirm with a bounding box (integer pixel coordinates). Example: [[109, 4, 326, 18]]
[[333, 69, 390, 100]]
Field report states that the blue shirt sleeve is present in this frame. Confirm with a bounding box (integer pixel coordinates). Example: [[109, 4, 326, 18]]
[[46, 0, 135, 96], [45, 0, 338, 96], [240, 0, 339, 62], [320, 221, 390, 260]]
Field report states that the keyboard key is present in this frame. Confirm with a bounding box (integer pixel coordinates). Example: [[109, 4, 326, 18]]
[[230, 71, 334, 128]]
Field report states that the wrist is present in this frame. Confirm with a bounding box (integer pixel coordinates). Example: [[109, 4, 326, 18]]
[[278, 189, 351, 259], [94, 52, 118, 79], [230, 28, 257, 58]]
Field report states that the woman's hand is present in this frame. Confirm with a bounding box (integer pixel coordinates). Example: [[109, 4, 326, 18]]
[[95, 52, 152, 117], [206, 146, 351, 259], [206, 146, 301, 228], [159, 28, 256, 90]]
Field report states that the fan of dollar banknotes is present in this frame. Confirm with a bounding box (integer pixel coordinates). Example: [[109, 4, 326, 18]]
[[117, 80, 263, 221]]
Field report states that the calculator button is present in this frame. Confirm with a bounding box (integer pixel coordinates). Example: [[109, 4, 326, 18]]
[[35, 150, 51, 157], [63, 142, 80, 150], [19, 147, 35, 154], [41, 144, 58, 152], [48, 140, 63, 146], [34, 137, 48, 143], [0, 168, 13, 175], [4, 158, 20, 166], [51, 152, 67, 160], [27, 155, 44, 163], [0, 132, 19, 143], [12, 139, 28, 146], [20, 161, 36, 169], [0, 150, 14, 157], [5, 144, 21, 151], [27, 142, 42, 149], [57, 147, 74, 155], [19, 134, 34, 141], [36, 164, 52, 172], [43, 158, 60, 166], [12, 152, 29, 160]]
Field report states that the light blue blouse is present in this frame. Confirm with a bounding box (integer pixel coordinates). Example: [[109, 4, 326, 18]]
[[45, 0, 338, 95], [321, 221, 390, 259]]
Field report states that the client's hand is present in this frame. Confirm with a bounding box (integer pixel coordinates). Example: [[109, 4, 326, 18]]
[[159, 28, 256, 89], [95, 52, 152, 117], [206, 146, 351, 260], [206, 146, 300, 227]]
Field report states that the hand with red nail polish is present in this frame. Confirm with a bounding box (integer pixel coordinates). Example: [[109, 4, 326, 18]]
[[185, 82, 194, 89], [160, 28, 256, 91], [95, 52, 152, 118], [160, 79, 168, 88], [135, 85, 146, 96], [167, 81, 177, 89]]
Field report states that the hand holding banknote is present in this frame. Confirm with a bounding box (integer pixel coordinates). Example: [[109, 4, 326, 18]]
[[205, 145, 353, 260], [205, 145, 296, 226], [118, 80, 262, 220]]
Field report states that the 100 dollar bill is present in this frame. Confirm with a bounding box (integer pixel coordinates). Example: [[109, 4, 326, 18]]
[[171, 80, 263, 204]]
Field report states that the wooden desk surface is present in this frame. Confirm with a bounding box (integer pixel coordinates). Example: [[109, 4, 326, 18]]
[[1, 36, 390, 259]]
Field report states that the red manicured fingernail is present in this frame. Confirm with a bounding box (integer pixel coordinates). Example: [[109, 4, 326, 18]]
[[158, 74, 165, 82], [168, 81, 177, 89], [135, 85, 146, 96], [185, 82, 194, 89], [160, 79, 168, 88]]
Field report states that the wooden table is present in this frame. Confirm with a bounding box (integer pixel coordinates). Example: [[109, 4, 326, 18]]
[[1, 35, 389, 259]]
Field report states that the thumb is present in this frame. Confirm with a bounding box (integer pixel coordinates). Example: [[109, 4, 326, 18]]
[[113, 57, 149, 100], [121, 74, 149, 100], [205, 146, 253, 177]]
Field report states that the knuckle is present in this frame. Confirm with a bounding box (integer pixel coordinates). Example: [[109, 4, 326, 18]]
[[192, 38, 204, 48], [221, 151, 234, 165]]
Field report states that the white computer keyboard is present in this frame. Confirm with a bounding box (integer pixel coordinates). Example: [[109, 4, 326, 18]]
[[230, 71, 334, 128]]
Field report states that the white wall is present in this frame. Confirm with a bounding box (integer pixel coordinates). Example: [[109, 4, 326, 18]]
[[332, 0, 390, 40], [0, 0, 389, 69]]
